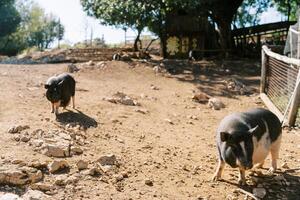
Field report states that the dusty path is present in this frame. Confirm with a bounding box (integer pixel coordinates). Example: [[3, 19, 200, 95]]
[[0, 60, 299, 200]]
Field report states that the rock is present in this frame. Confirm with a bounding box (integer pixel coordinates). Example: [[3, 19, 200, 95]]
[[105, 92, 140, 106], [87, 60, 95, 66], [30, 139, 44, 148], [41, 141, 70, 158], [253, 187, 267, 198], [274, 174, 286, 181], [55, 175, 68, 186], [66, 63, 79, 73], [150, 85, 159, 90], [87, 167, 102, 176], [8, 125, 30, 134], [0, 193, 20, 200], [22, 189, 51, 200], [70, 146, 83, 155], [281, 162, 289, 169], [225, 78, 252, 95], [164, 119, 174, 125], [192, 92, 210, 104], [114, 174, 124, 182], [121, 171, 128, 178], [208, 98, 225, 110], [20, 135, 30, 143], [96, 61, 107, 69], [98, 154, 117, 166], [145, 179, 153, 186], [76, 160, 88, 170], [0, 165, 42, 186], [31, 183, 54, 192], [153, 66, 161, 73], [25, 168, 43, 183], [65, 175, 79, 185], [134, 108, 149, 114], [48, 160, 69, 174]]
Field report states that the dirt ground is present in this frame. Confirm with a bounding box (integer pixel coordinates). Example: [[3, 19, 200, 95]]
[[0, 59, 299, 200]]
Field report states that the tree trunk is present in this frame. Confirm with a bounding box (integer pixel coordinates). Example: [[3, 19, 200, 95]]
[[215, 18, 232, 57], [134, 29, 142, 51]]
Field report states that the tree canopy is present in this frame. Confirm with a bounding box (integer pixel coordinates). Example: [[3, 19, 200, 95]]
[[0, 0, 21, 38], [0, 0, 65, 55]]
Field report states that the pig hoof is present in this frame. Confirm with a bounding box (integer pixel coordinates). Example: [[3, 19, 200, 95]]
[[267, 168, 276, 175], [238, 179, 246, 185], [212, 175, 221, 182]]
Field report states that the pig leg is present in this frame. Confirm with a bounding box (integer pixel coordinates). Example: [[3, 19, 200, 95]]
[[238, 167, 246, 185], [212, 159, 225, 181], [53, 101, 61, 115], [268, 135, 282, 174], [51, 103, 54, 113], [71, 96, 75, 109]]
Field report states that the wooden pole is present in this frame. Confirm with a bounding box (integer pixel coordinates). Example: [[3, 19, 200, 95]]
[[260, 46, 267, 93], [287, 69, 300, 126]]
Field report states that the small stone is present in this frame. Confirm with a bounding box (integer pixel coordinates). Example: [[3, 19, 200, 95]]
[[20, 135, 30, 142], [31, 183, 54, 192], [22, 189, 50, 200], [87, 167, 102, 176], [66, 63, 79, 73], [253, 187, 267, 198], [121, 171, 128, 178], [114, 174, 124, 182], [153, 66, 161, 73], [192, 92, 210, 104], [55, 175, 67, 186], [14, 135, 20, 142], [208, 98, 225, 110], [145, 179, 153, 186], [134, 108, 149, 114], [65, 175, 79, 185], [30, 139, 44, 148], [42, 141, 70, 158], [8, 125, 29, 134], [77, 160, 88, 170], [0, 193, 20, 200], [281, 162, 289, 169], [150, 85, 159, 90], [87, 60, 95, 66], [48, 160, 69, 174], [97, 154, 117, 166], [164, 119, 174, 125], [71, 146, 83, 155]]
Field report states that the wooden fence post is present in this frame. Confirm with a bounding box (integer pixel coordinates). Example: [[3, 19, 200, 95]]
[[287, 69, 300, 126], [260, 46, 267, 93]]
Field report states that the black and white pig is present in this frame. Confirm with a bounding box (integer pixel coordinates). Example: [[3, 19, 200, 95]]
[[44, 73, 76, 114], [212, 108, 282, 185]]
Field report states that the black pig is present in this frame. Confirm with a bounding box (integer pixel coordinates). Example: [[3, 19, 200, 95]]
[[212, 108, 282, 185], [44, 73, 76, 114]]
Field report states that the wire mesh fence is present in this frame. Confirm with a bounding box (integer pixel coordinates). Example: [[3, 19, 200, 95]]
[[261, 45, 300, 126]]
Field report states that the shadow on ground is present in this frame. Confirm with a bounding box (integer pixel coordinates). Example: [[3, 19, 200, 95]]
[[149, 59, 261, 98], [222, 169, 300, 200], [56, 109, 98, 129]]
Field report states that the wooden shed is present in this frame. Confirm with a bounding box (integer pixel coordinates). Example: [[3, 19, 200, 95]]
[[164, 9, 218, 59]]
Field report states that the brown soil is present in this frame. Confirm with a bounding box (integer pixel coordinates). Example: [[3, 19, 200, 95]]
[[0, 59, 299, 200]]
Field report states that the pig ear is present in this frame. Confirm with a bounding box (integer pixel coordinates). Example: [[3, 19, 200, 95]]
[[220, 132, 230, 142], [249, 125, 261, 135]]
